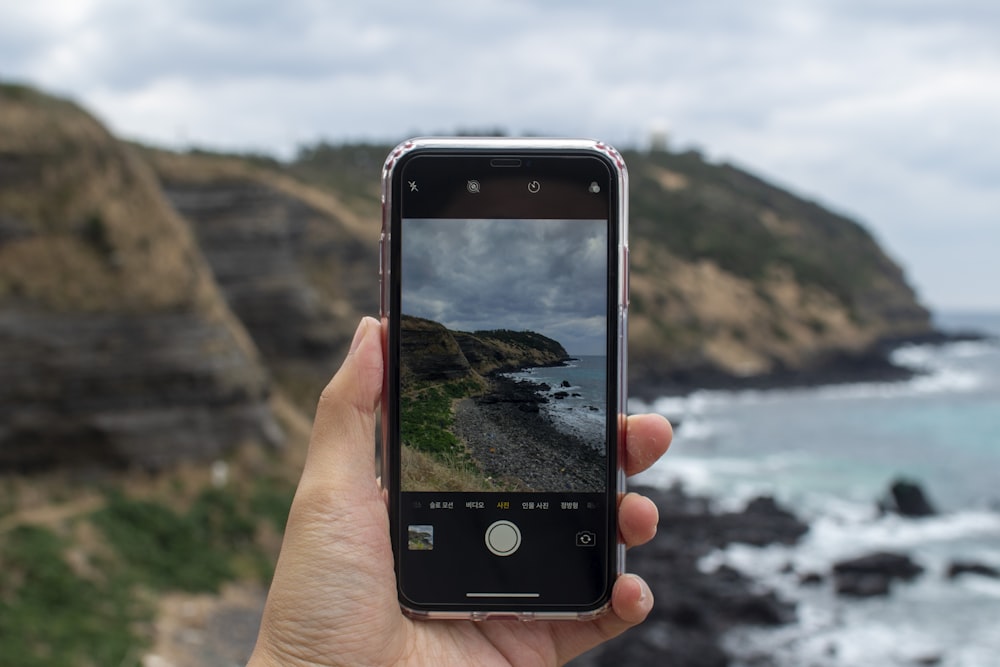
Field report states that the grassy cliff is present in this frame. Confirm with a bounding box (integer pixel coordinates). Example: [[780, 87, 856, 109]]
[[0, 83, 279, 471]]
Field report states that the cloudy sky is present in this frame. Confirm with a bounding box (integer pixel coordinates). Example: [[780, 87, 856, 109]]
[[3, 1, 998, 312], [402, 218, 607, 355]]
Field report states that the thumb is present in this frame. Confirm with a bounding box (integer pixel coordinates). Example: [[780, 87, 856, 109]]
[[300, 316, 384, 495]]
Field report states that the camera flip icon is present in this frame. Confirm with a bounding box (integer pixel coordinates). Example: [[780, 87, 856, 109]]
[[575, 530, 597, 547]]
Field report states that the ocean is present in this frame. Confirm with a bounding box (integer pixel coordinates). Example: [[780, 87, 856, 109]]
[[504, 355, 608, 454], [630, 312, 1000, 667]]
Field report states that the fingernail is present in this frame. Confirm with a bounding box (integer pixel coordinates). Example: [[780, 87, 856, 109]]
[[349, 317, 370, 354], [634, 576, 652, 608]]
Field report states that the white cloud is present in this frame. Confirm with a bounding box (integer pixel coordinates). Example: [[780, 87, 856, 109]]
[[1, 0, 998, 310]]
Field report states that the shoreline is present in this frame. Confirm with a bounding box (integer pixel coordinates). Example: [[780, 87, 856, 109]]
[[570, 478, 1000, 667], [569, 484, 807, 667], [630, 329, 997, 400], [452, 374, 605, 492]]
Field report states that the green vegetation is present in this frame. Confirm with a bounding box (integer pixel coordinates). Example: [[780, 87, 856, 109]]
[[80, 212, 115, 260], [250, 477, 297, 532], [287, 141, 389, 210], [0, 525, 141, 667], [92, 487, 271, 592], [623, 148, 888, 311], [473, 329, 568, 358], [0, 473, 297, 666], [399, 375, 522, 492], [401, 377, 481, 463]]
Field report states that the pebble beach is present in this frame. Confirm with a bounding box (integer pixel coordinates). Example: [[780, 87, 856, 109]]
[[452, 374, 606, 492]]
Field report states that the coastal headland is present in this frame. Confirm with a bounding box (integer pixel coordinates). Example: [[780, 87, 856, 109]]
[[399, 314, 605, 492]]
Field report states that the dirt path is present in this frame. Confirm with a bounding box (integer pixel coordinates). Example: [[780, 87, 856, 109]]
[[141, 582, 267, 667], [0, 495, 104, 535]]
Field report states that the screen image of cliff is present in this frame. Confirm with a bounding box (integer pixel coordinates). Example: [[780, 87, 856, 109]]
[[399, 218, 609, 492]]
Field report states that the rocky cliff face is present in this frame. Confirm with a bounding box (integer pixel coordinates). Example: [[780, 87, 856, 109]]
[[401, 315, 570, 385], [400, 316, 475, 384], [0, 84, 280, 471], [456, 329, 572, 375], [147, 149, 374, 403]]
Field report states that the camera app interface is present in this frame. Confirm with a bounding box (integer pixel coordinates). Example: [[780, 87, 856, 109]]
[[397, 215, 612, 608], [400, 217, 608, 493]]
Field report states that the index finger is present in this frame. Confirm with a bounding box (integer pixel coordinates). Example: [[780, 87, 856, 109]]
[[624, 413, 672, 477]]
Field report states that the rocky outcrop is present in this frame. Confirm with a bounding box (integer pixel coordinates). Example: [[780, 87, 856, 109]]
[[453, 375, 605, 491], [460, 329, 571, 375], [0, 84, 279, 471], [946, 560, 1000, 580], [0, 310, 279, 470], [832, 551, 925, 597], [148, 149, 374, 403], [401, 314, 570, 385], [881, 478, 938, 517], [569, 486, 805, 667], [400, 316, 474, 384]]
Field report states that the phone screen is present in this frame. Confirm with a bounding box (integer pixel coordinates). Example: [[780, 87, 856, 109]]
[[383, 142, 626, 616]]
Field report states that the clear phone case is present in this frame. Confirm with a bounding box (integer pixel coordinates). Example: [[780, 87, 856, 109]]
[[379, 137, 629, 620]]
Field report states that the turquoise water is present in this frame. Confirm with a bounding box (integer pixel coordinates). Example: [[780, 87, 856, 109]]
[[631, 313, 1000, 667], [632, 315, 1000, 513]]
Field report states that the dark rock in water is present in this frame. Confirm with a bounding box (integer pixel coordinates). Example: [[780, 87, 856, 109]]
[[881, 478, 937, 517], [700, 565, 795, 626], [560, 380, 572, 388], [946, 560, 1000, 580], [835, 571, 892, 597], [832, 551, 924, 597], [710, 495, 810, 547], [595, 627, 728, 667], [799, 571, 824, 586], [552, 391, 569, 400]]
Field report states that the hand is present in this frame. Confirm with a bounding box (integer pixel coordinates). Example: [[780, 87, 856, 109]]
[[248, 317, 672, 667]]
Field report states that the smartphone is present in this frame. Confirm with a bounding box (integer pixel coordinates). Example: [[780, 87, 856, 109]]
[[380, 138, 628, 620]]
